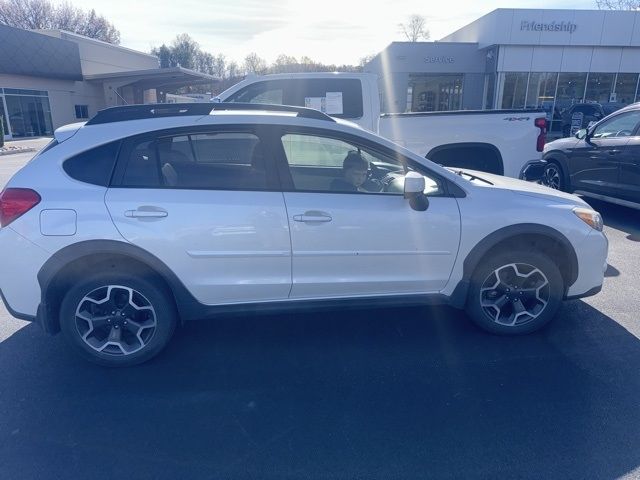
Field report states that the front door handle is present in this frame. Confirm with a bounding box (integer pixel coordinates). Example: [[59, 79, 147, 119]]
[[124, 207, 168, 218], [607, 149, 621, 155], [293, 211, 332, 223]]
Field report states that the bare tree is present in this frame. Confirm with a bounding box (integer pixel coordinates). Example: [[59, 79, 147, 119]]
[[211, 54, 226, 78], [243, 52, 267, 75], [596, 0, 640, 8], [359, 53, 376, 68], [226, 61, 241, 79], [0, 0, 120, 44], [170, 33, 200, 70], [399, 14, 430, 42]]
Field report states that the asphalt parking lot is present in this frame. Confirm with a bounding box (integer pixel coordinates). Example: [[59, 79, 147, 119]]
[[0, 144, 639, 479]]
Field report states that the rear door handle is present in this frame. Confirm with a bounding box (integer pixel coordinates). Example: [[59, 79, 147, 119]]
[[124, 207, 168, 218], [607, 149, 621, 155], [293, 211, 332, 223]]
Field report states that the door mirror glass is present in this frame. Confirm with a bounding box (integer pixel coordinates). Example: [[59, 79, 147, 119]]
[[575, 129, 588, 140]]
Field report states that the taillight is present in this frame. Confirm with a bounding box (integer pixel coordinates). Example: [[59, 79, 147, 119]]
[[535, 117, 547, 152], [0, 188, 41, 227]]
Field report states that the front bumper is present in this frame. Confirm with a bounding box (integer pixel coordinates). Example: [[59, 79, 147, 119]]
[[565, 229, 608, 299], [519, 160, 547, 182]]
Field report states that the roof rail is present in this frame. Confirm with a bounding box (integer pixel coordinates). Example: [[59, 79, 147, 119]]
[[85, 102, 335, 125], [86, 103, 214, 125], [212, 102, 335, 122]]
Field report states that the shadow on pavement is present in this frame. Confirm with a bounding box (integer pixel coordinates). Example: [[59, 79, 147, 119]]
[[589, 199, 640, 238], [604, 264, 620, 277], [1, 303, 639, 479]]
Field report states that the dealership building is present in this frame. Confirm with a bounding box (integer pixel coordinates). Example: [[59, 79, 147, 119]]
[[0, 25, 217, 140], [364, 8, 640, 133]]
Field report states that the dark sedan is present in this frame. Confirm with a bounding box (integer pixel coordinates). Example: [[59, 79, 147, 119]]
[[542, 103, 640, 209]]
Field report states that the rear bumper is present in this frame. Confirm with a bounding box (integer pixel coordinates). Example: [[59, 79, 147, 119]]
[[519, 160, 547, 182]]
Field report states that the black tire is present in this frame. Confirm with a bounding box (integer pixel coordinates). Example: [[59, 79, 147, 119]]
[[542, 161, 565, 191], [59, 272, 177, 367], [465, 250, 564, 335]]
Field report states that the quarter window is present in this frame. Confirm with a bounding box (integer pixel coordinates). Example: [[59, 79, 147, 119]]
[[63, 141, 120, 186]]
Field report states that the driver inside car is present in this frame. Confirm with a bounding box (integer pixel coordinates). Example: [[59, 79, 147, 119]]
[[330, 151, 382, 193]]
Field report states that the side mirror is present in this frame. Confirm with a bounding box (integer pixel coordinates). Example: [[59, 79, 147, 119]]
[[575, 129, 588, 140], [404, 172, 429, 211], [210, 97, 222, 103]]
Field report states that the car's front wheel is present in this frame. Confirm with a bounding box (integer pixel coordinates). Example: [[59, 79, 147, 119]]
[[59, 273, 177, 367], [465, 250, 564, 335], [541, 161, 565, 191]]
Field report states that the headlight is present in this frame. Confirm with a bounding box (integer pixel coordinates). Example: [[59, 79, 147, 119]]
[[573, 207, 603, 231]]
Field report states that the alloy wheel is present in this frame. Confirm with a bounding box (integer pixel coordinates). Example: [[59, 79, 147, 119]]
[[74, 285, 157, 355], [479, 263, 550, 327], [542, 164, 561, 190]]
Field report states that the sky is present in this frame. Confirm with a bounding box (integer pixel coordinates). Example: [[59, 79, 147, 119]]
[[71, 0, 596, 65]]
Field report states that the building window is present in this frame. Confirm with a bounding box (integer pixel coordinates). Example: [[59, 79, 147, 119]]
[[75, 105, 89, 119], [585, 73, 615, 104], [526, 72, 559, 131], [3, 91, 53, 138], [500, 73, 528, 109], [0, 96, 8, 138], [614, 73, 639, 105], [408, 74, 463, 112]]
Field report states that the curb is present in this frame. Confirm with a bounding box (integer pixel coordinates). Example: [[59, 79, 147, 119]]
[[0, 147, 36, 157]]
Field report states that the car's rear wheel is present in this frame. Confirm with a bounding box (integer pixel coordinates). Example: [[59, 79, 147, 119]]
[[59, 273, 177, 367], [542, 161, 565, 191], [465, 250, 564, 335]]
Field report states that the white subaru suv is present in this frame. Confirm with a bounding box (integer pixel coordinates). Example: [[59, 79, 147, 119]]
[[0, 103, 608, 366]]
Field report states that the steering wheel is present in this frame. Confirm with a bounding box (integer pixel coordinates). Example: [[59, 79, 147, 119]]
[[379, 173, 403, 193], [615, 129, 633, 137]]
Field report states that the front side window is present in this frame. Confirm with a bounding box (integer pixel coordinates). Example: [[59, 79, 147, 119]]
[[592, 111, 640, 139], [280, 133, 442, 195], [120, 131, 269, 190]]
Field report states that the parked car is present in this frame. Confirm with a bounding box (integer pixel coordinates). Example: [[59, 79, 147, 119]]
[[542, 102, 640, 210], [559, 102, 626, 138], [214, 73, 548, 181], [0, 103, 607, 366]]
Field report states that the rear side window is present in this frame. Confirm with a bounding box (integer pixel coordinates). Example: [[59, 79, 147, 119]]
[[119, 132, 270, 190], [63, 141, 120, 186], [226, 78, 364, 119]]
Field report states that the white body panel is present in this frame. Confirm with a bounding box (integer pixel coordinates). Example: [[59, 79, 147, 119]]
[[282, 192, 461, 298], [378, 113, 543, 179], [105, 189, 292, 305]]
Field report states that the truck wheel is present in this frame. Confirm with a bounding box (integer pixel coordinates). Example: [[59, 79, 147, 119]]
[[59, 273, 177, 367], [465, 250, 564, 335], [542, 161, 565, 191]]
